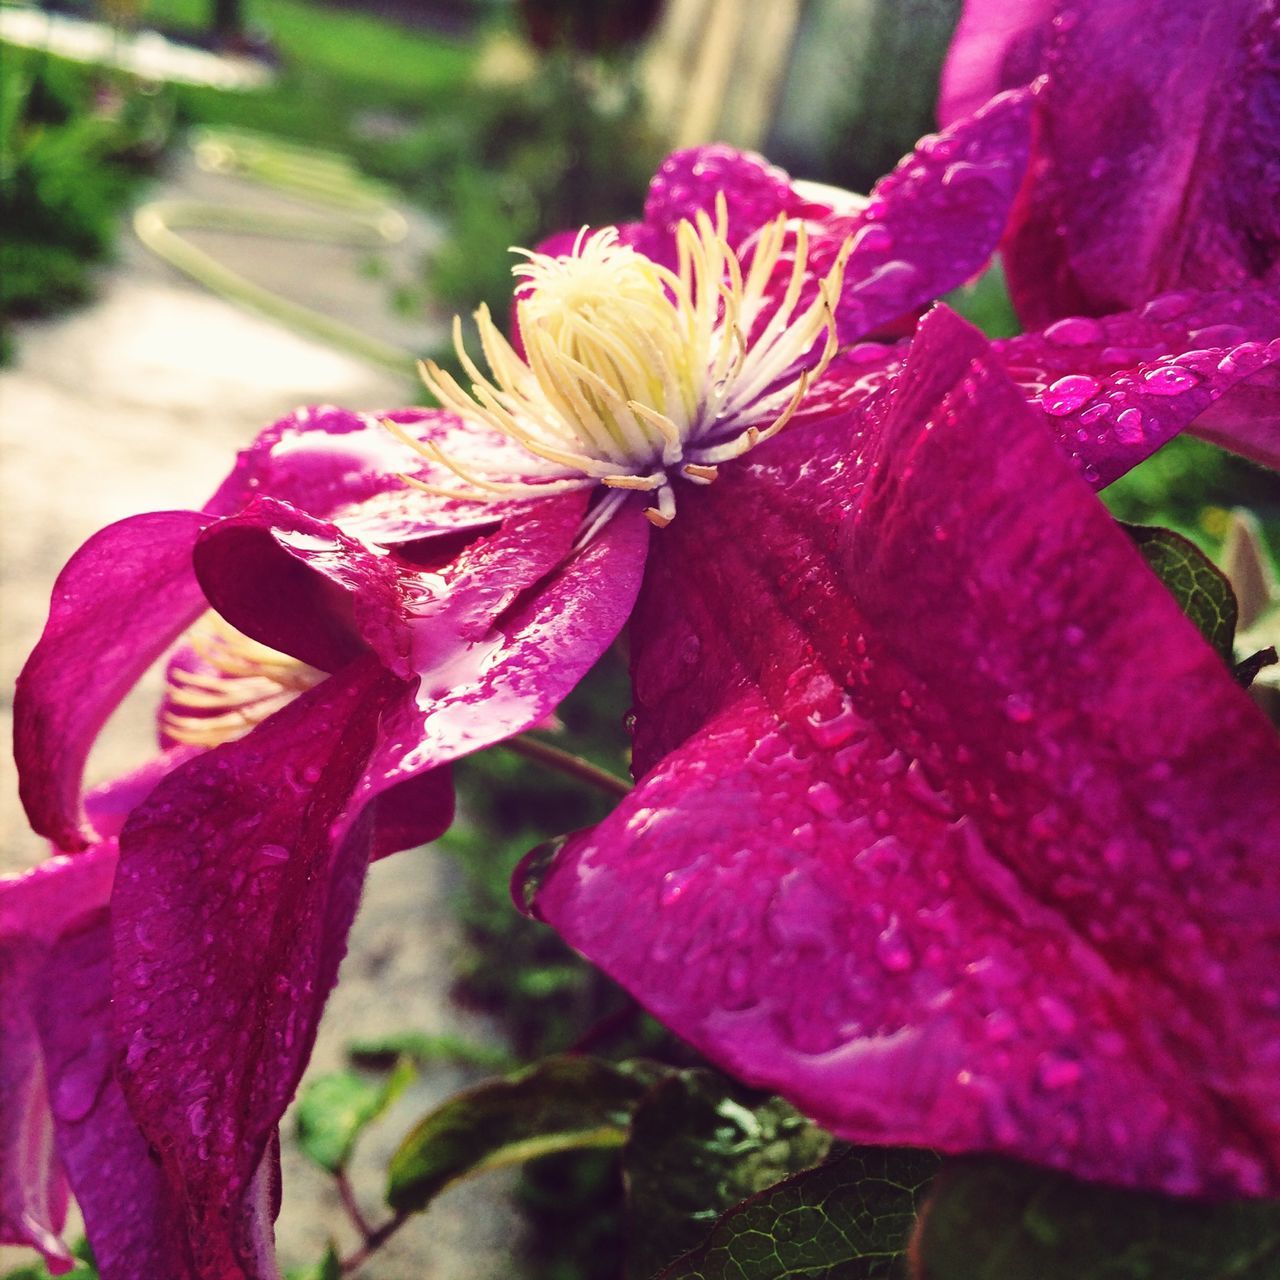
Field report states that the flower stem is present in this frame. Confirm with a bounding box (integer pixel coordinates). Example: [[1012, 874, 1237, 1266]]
[[504, 734, 632, 799], [335, 1170, 373, 1239], [340, 1209, 411, 1275]]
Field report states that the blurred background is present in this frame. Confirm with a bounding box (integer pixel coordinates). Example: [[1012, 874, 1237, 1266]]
[[2, 1, 1275, 1277]]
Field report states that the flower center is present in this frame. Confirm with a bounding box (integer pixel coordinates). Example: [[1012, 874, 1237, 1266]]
[[388, 196, 850, 530], [162, 612, 325, 748]]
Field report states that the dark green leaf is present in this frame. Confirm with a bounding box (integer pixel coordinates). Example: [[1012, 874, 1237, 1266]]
[[513, 835, 569, 918], [913, 1157, 1280, 1280], [1124, 524, 1238, 662], [296, 1058, 415, 1173], [656, 1145, 941, 1280], [386, 1055, 655, 1214], [625, 1071, 833, 1280], [347, 1030, 516, 1074], [1236, 645, 1278, 688]]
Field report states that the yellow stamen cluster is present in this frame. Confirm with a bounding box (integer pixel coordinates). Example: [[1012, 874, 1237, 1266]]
[[388, 195, 851, 530], [162, 612, 324, 748]]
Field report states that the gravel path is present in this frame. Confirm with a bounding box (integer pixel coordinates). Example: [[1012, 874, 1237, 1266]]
[[1, 158, 524, 1277]]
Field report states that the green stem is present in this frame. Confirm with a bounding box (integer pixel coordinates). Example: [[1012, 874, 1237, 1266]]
[[340, 1209, 410, 1276], [503, 734, 632, 799]]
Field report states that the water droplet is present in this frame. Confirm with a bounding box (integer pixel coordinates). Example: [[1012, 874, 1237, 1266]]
[[187, 1098, 212, 1138], [851, 222, 892, 254], [1041, 374, 1099, 416], [941, 161, 990, 187], [52, 1043, 110, 1123], [1042, 316, 1105, 346], [804, 702, 861, 749], [1113, 406, 1145, 442], [1004, 693, 1033, 723], [1038, 1054, 1082, 1090], [1140, 291, 1194, 321], [1101, 839, 1127, 871], [874, 918, 914, 973], [1036, 994, 1076, 1035], [1140, 365, 1199, 396], [659, 869, 691, 907], [805, 781, 841, 818]]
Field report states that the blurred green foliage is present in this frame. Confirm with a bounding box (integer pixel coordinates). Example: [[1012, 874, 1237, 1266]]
[[0, 48, 171, 358]]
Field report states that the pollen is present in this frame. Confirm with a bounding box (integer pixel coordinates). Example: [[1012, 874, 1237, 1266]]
[[388, 195, 851, 530], [162, 612, 325, 748]]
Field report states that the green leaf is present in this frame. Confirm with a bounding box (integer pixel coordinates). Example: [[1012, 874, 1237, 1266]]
[[386, 1055, 656, 1214], [296, 1057, 415, 1173], [624, 1071, 833, 1280], [913, 1157, 1280, 1279], [284, 1243, 341, 1280], [1124, 524, 1238, 662], [346, 1030, 517, 1074], [656, 1145, 941, 1280]]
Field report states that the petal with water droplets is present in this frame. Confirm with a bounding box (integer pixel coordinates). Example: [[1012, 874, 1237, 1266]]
[[996, 286, 1280, 483], [534, 307, 1280, 1197]]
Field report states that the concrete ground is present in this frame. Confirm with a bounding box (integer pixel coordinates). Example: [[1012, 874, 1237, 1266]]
[[1, 154, 523, 1277]]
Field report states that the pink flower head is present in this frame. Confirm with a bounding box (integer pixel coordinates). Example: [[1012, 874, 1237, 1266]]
[[8, 96, 1280, 1275]]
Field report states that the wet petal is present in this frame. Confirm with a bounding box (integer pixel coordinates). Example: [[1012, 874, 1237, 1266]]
[[108, 495, 646, 1266], [819, 86, 1034, 340], [36, 910, 206, 1280], [0, 849, 116, 1273], [15, 512, 210, 850], [995, 287, 1280, 484], [534, 308, 1280, 1197], [111, 657, 401, 1277], [194, 488, 589, 678], [640, 145, 827, 261], [358, 495, 651, 787], [83, 751, 202, 842], [975, 1, 1280, 321], [370, 768, 456, 859], [938, 0, 1053, 124], [208, 403, 541, 544]]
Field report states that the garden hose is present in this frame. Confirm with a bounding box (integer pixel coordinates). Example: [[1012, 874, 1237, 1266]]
[[132, 126, 420, 377]]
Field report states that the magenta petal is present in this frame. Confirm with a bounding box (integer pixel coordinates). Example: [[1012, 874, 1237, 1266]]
[[208, 404, 537, 545], [205, 405, 425, 524], [994, 1, 1280, 321], [15, 512, 210, 850], [938, 0, 1053, 125], [819, 86, 1033, 340], [995, 287, 1280, 484], [36, 910, 203, 1280], [535, 310, 1280, 1197], [111, 658, 400, 1276], [641, 145, 823, 256], [359, 496, 650, 789], [82, 750, 202, 842], [1, 849, 116, 1271], [196, 488, 588, 678], [370, 769, 455, 859]]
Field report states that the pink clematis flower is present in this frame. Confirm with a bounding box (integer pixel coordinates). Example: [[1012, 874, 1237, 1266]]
[[939, 1, 1280, 320], [8, 95, 1280, 1274]]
